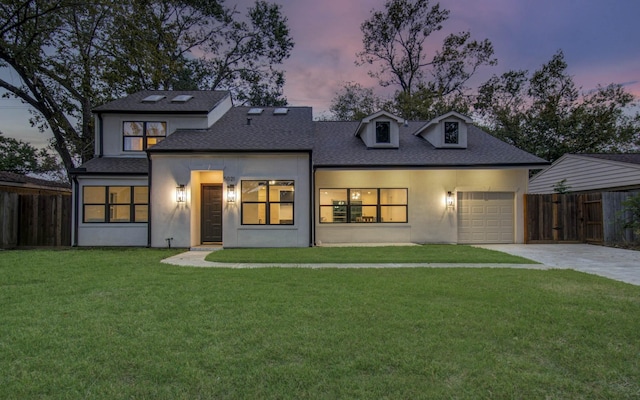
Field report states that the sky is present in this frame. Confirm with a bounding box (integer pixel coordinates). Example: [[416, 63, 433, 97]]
[[1, 0, 639, 148]]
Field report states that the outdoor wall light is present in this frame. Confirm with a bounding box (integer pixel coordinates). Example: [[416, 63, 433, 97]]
[[176, 184, 186, 203], [227, 184, 236, 203], [446, 191, 455, 208]]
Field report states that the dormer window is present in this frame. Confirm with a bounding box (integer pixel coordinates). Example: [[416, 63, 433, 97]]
[[444, 122, 459, 144], [376, 121, 391, 143]]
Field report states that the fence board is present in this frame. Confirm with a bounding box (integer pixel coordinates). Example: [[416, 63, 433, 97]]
[[0, 191, 19, 248]]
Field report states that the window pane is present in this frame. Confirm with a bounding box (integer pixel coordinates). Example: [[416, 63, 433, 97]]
[[320, 189, 347, 205], [242, 181, 267, 202], [135, 205, 148, 222], [124, 137, 143, 151], [146, 122, 166, 136], [146, 137, 163, 147], [83, 186, 105, 203], [109, 205, 130, 222], [351, 205, 377, 222], [270, 181, 294, 202], [380, 189, 407, 204], [376, 121, 390, 143], [109, 187, 131, 204], [84, 205, 105, 222], [242, 203, 266, 224], [123, 122, 143, 136], [380, 206, 407, 222], [350, 189, 377, 205], [320, 205, 344, 223], [270, 203, 293, 224], [133, 187, 148, 203]]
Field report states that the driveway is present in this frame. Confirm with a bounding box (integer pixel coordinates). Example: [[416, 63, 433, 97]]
[[476, 244, 640, 286]]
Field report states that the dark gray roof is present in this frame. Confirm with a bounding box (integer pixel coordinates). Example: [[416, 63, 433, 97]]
[[0, 171, 70, 189], [313, 122, 549, 167], [93, 90, 229, 114], [74, 157, 148, 175], [148, 106, 314, 152], [579, 153, 640, 165]]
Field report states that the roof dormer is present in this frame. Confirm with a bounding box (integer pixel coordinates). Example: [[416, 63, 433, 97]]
[[355, 110, 404, 149], [413, 111, 473, 149]]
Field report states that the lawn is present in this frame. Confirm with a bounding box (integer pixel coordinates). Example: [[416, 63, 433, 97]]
[[1, 249, 639, 399], [204, 244, 537, 264]]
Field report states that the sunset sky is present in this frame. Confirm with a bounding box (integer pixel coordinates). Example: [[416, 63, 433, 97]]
[[1, 0, 639, 147]]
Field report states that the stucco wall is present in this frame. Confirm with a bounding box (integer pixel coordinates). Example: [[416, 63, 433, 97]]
[[74, 176, 148, 246], [314, 168, 528, 244], [150, 153, 311, 248], [98, 113, 210, 157]]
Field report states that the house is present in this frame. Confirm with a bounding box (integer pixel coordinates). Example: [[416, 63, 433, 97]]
[[529, 153, 640, 194], [71, 90, 548, 248]]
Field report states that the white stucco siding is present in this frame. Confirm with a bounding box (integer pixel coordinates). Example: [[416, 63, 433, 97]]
[[98, 113, 210, 157], [150, 153, 311, 248], [315, 168, 528, 245], [74, 176, 148, 246]]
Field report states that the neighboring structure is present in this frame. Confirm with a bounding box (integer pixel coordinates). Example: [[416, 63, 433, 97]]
[[71, 91, 548, 248], [0, 171, 70, 195], [529, 153, 640, 194]]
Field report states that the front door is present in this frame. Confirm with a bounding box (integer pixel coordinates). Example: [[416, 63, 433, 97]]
[[201, 185, 223, 243]]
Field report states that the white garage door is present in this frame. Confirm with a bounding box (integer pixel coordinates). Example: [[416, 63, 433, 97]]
[[458, 192, 514, 244]]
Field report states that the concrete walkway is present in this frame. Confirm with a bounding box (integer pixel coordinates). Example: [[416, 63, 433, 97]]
[[161, 244, 640, 286]]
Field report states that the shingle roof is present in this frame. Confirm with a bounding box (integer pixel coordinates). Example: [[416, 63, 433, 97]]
[[93, 90, 229, 114], [148, 106, 314, 152], [579, 153, 640, 165], [0, 171, 70, 189], [313, 122, 549, 167], [74, 157, 148, 174]]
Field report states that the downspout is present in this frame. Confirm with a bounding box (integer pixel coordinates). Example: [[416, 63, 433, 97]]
[[147, 154, 152, 248], [309, 151, 314, 247], [98, 112, 104, 157], [72, 174, 80, 246]]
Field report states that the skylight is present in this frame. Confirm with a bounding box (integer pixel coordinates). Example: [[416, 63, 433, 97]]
[[141, 94, 166, 103], [273, 108, 288, 115], [170, 95, 194, 103], [248, 108, 264, 115]]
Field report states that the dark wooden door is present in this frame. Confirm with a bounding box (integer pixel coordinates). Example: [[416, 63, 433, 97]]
[[201, 185, 222, 243]]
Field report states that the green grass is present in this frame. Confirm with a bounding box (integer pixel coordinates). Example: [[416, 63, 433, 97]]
[[205, 244, 537, 264], [1, 249, 639, 399]]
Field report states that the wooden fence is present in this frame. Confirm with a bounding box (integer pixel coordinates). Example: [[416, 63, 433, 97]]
[[0, 192, 71, 248], [524, 192, 637, 244]]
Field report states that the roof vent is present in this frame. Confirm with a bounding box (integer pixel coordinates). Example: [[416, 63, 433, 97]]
[[273, 108, 288, 115], [248, 108, 264, 115], [141, 94, 166, 103], [171, 94, 193, 103]]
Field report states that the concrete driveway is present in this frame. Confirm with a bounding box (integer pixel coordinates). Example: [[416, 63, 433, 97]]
[[476, 244, 640, 286]]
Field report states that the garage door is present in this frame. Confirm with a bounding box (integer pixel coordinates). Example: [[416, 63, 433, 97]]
[[458, 192, 514, 244]]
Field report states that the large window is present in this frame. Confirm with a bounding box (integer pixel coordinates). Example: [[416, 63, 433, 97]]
[[444, 121, 459, 144], [319, 188, 408, 223], [83, 186, 148, 223], [241, 180, 294, 225], [123, 121, 166, 151]]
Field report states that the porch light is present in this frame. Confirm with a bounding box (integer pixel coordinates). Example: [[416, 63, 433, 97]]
[[227, 184, 236, 203], [446, 191, 454, 208], [176, 184, 186, 203]]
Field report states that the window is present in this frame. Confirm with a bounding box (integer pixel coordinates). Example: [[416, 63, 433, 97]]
[[123, 121, 166, 151], [241, 180, 294, 225], [83, 186, 148, 223], [444, 121, 459, 144], [376, 121, 391, 143], [320, 188, 407, 223]]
